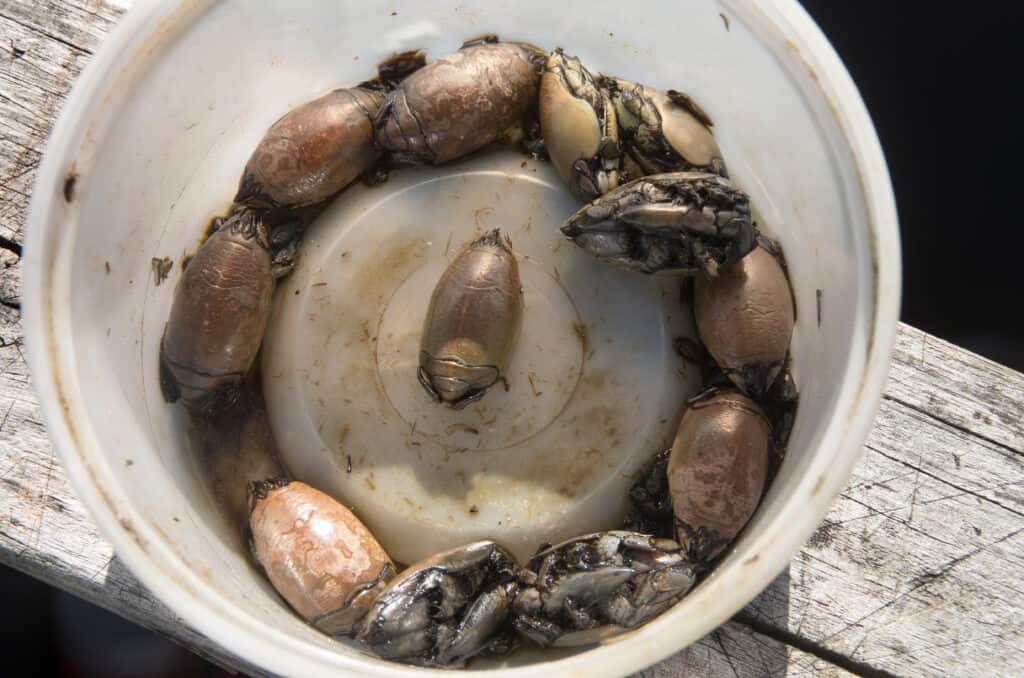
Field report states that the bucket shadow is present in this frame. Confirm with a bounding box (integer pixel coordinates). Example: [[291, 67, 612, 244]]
[[634, 566, 792, 676], [102, 555, 269, 675]]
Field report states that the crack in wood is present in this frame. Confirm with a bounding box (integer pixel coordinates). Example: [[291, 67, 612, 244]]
[[0, 10, 93, 55], [733, 612, 900, 678], [882, 393, 1023, 458], [835, 492, 962, 548], [0, 234, 23, 257], [889, 325, 1024, 453], [710, 628, 742, 678], [910, 525, 1024, 588], [867, 444, 1024, 519]]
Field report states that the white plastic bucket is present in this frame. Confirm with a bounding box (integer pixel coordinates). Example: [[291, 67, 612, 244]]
[[23, 0, 900, 675]]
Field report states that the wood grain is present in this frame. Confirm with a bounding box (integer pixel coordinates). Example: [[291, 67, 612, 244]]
[[2, 1, 1023, 676]]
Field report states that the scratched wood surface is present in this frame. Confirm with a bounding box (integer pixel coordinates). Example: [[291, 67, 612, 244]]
[[2, 2, 1023, 676]]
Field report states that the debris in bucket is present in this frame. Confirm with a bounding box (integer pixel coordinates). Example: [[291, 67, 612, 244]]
[[151, 257, 173, 286]]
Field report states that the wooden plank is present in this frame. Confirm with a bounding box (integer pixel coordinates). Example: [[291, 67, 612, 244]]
[[0, 0, 129, 245], [0, 246, 18, 307], [638, 622, 856, 678], [743, 384, 1024, 676], [887, 324, 1023, 454], [0, 0, 128, 54], [0, 422, 260, 677]]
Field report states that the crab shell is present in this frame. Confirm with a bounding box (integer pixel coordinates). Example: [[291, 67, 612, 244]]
[[623, 449, 674, 539], [539, 49, 621, 199], [560, 171, 756, 277], [235, 87, 384, 209], [419, 229, 523, 408], [608, 77, 726, 178], [667, 390, 771, 562], [375, 41, 544, 165], [248, 479, 395, 636], [357, 540, 521, 667], [159, 211, 273, 414], [512, 531, 696, 647], [695, 243, 795, 396]]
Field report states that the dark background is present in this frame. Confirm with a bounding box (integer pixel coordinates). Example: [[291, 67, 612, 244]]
[[2, 2, 1022, 675], [800, 2, 1024, 371]]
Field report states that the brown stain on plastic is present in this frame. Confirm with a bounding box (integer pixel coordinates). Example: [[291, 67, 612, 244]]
[[62, 170, 78, 203], [327, 236, 429, 420], [354, 236, 425, 306], [555, 447, 601, 498], [533, 400, 623, 498]]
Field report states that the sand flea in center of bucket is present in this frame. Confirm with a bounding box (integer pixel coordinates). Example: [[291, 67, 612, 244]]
[[261, 152, 699, 563]]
